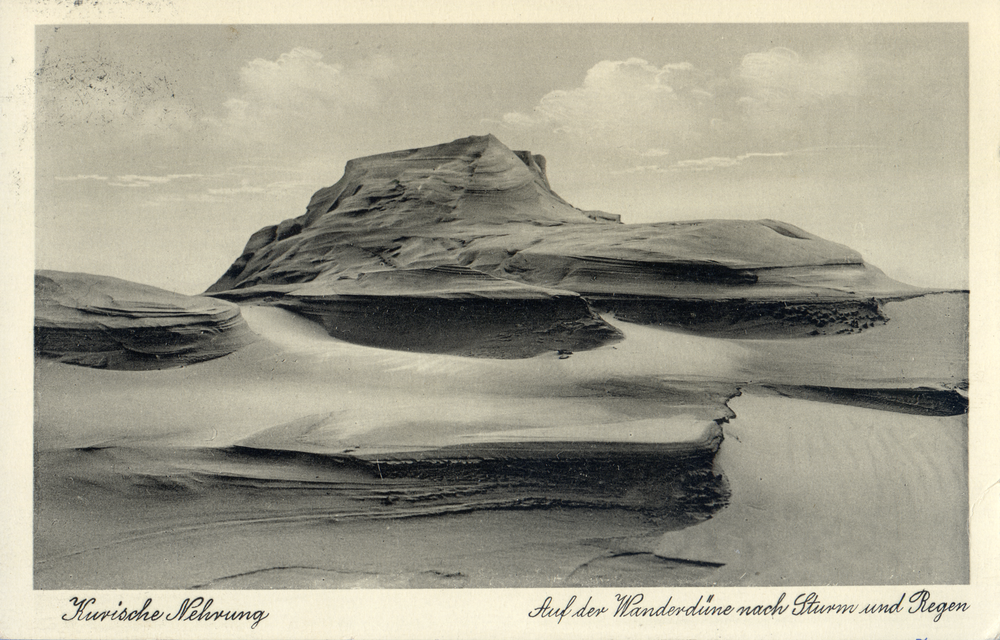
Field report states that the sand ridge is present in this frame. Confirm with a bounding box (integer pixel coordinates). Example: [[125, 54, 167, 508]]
[[34, 294, 968, 587]]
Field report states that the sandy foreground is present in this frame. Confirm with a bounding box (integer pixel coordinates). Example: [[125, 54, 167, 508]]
[[34, 294, 968, 588]]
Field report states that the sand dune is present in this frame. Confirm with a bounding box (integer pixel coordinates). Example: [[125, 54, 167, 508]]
[[206, 135, 922, 351], [656, 391, 968, 585], [34, 292, 968, 588], [34, 270, 253, 370], [34, 305, 743, 452]]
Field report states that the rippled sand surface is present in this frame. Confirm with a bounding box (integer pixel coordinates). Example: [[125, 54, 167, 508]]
[[34, 294, 968, 588]]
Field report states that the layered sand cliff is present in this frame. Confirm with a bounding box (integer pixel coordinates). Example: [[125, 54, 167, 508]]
[[35, 270, 254, 370], [205, 135, 922, 355]]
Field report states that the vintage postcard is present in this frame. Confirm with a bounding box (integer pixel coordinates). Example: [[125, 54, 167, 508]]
[[2, 1, 998, 638]]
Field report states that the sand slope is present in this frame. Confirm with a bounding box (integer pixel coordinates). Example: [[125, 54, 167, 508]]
[[657, 391, 968, 585], [206, 135, 922, 350], [35, 270, 254, 370], [34, 293, 968, 588]]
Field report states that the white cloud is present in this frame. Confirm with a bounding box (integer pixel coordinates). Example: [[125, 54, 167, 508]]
[[503, 48, 865, 162], [215, 48, 397, 145], [613, 149, 811, 174], [107, 174, 209, 188], [663, 147, 880, 172], [55, 174, 109, 181], [503, 57, 717, 156], [108, 175, 172, 188], [207, 178, 314, 197], [739, 48, 860, 103], [737, 48, 861, 137], [238, 48, 387, 107], [670, 151, 796, 171], [87, 165, 317, 201], [672, 156, 742, 171], [610, 164, 663, 175], [206, 185, 267, 196]]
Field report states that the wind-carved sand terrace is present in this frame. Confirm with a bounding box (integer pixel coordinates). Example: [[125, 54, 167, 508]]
[[34, 135, 968, 588]]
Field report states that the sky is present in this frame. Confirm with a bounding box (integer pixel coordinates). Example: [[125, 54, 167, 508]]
[[34, 24, 969, 294]]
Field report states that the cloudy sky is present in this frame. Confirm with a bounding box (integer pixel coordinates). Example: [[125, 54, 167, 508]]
[[35, 24, 968, 293]]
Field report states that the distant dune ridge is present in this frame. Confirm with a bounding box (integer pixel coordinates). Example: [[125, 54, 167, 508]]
[[36, 135, 930, 365], [202, 134, 923, 356], [34, 270, 254, 370]]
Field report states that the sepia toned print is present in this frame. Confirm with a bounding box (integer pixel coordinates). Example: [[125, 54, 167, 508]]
[[32, 23, 968, 594]]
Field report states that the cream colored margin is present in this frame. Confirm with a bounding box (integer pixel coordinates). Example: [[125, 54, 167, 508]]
[[1, 2, 997, 639]]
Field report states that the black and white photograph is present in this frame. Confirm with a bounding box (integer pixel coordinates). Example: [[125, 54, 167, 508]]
[[3, 4, 999, 639]]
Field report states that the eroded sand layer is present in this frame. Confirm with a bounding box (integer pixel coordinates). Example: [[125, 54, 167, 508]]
[[206, 135, 921, 347], [34, 270, 254, 370], [34, 295, 968, 588], [34, 391, 966, 588], [34, 445, 727, 589]]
